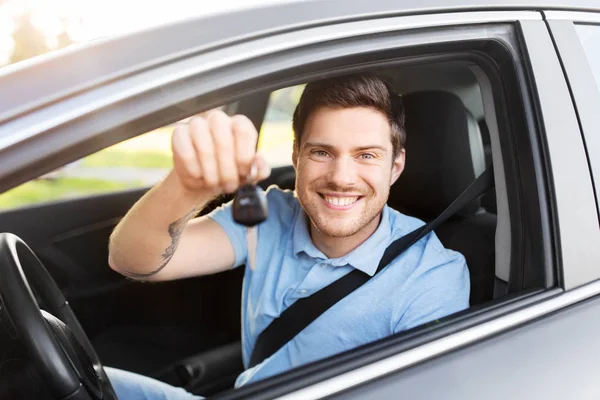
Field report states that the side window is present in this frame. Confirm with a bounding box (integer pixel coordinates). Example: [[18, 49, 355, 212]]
[[257, 85, 304, 167], [0, 128, 174, 211], [575, 24, 600, 91], [0, 102, 242, 212]]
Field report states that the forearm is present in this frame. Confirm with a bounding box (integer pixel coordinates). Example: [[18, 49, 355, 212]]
[[108, 170, 216, 279]]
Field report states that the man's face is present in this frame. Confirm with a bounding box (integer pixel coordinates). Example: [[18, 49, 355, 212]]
[[293, 106, 405, 239]]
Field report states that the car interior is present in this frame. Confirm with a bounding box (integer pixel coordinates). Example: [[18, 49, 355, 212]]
[[0, 59, 519, 397]]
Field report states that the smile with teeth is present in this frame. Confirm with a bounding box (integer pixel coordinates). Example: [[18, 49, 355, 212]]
[[322, 195, 360, 207]]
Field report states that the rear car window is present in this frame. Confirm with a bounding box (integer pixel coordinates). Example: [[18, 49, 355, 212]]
[[575, 24, 600, 92]]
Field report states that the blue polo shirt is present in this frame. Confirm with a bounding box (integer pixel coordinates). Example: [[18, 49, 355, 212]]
[[208, 186, 469, 387]]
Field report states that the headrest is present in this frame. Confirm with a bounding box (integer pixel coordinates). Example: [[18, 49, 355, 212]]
[[391, 91, 486, 219]]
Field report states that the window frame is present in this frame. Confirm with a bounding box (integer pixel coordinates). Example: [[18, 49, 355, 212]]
[[545, 12, 600, 213]]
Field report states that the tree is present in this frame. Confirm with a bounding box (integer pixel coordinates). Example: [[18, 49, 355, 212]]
[[10, 12, 49, 64], [56, 30, 72, 50], [55, 17, 74, 50]]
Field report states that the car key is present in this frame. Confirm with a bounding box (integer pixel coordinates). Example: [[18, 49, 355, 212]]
[[233, 166, 268, 271]]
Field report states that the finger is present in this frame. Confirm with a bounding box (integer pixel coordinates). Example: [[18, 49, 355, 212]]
[[231, 115, 258, 179], [198, 107, 220, 119], [189, 116, 219, 189], [171, 125, 202, 182], [208, 111, 238, 193], [253, 153, 271, 183]]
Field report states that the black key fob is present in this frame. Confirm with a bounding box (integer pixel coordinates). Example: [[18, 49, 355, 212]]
[[233, 184, 268, 226]]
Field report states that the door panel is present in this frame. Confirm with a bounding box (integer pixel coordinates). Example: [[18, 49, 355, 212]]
[[0, 188, 144, 293], [330, 293, 600, 400]]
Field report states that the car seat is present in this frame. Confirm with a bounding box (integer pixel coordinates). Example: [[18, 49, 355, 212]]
[[390, 91, 497, 306]]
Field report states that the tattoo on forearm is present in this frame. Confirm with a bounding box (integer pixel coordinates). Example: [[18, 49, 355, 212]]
[[123, 207, 198, 279]]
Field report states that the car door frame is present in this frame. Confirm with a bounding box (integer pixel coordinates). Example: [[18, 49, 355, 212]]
[[545, 11, 600, 223]]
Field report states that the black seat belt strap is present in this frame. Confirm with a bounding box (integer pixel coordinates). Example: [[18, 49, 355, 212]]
[[249, 167, 494, 368]]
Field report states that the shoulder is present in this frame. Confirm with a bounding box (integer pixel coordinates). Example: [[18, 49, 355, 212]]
[[265, 184, 297, 208], [385, 205, 469, 294], [386, 206, 426, 237], [386, 205, 464, 267], [387, 209, 470, 330], [261, 185, 301, 230]]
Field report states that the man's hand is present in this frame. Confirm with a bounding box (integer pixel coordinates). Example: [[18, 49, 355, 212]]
[[171, 110, 271, 197], [108, 110, 272, 281]]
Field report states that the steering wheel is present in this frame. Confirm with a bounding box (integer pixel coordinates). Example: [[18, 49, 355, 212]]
[[0, 233, 117, 400]]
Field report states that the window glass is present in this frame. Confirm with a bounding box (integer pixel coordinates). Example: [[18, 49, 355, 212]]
[[0, 128, 174, 211], [575, 24, 600, 92], [0, 102, 240, 212], [258, 85, 304, 167]]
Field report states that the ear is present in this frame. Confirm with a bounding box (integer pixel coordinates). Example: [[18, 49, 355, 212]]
[[292, 144, 299, 169], [390, 148, 406, 186]]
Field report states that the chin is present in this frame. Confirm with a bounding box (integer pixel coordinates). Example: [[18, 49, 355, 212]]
[[310, 215, 364, 238], [314, 224, 357, 238]]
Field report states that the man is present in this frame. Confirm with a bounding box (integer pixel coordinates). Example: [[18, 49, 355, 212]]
[[106, 74, 470, 399]]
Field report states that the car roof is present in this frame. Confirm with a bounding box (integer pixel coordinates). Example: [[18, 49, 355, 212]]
[[0, 0, 598, 125]]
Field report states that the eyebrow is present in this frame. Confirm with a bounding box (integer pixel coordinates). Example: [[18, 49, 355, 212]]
[[303, 142, 389, 152]]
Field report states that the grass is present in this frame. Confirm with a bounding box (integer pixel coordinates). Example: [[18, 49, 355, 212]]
[[82, 149, 173, 169], [0, 177, 140, 211]]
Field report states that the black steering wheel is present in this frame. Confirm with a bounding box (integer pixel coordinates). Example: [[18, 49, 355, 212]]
[[0, 233, 117, 400]]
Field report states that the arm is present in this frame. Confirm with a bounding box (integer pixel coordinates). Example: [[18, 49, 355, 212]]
[[108, 111, 270, 282]]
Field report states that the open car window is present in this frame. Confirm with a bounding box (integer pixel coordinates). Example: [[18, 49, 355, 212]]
[[0, 106, 232, 212], [0, 129, 173, 211]]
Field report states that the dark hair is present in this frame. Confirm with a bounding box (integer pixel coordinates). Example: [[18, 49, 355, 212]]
[[292, 74, 406, 159]]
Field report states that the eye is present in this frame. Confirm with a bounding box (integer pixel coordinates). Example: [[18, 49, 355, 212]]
[[359, 153, 376, 160], [312, 150, 330, 158]]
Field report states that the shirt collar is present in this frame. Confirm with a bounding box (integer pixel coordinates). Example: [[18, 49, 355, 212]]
[[292, 208, 327, 259], [292, 205, 392, 277]]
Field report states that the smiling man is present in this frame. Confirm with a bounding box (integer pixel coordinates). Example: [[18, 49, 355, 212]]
[[107, 74, 470, 399]]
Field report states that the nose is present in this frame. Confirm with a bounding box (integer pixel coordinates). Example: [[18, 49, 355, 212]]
[[328, 156, 358, 188]]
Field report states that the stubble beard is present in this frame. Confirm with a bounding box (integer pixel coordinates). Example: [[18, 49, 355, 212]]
[[296, 183, 389, 239]]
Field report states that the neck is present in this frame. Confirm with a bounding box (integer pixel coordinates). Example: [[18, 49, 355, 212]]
[[310, 212, 382, 259]]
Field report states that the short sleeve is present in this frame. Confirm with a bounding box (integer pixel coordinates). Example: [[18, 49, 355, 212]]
[[206, 199, 248, 268], [393, 253, 470, 333]]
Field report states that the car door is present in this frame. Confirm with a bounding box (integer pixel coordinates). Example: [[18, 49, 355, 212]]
[[1, 2, 600, 399]]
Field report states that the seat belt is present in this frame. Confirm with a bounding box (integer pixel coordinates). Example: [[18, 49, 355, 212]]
[[249, 167, 494, 368]]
